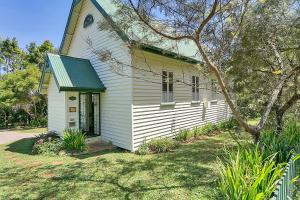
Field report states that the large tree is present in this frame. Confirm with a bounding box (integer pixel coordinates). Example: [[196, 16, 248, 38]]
[[26, 40, 56, 69], [0, 37, 26, 74], [226, 0, 300, 131], [0, 65, 43, 121], [96, 0, 299, 141], [0, 38, 55, 127]]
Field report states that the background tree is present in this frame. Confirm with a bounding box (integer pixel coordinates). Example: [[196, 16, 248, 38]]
[[0, 37, 55, 128], [0, 37, 26, 74], [227, 0, 300, 131], [26, 40, 56, 69]]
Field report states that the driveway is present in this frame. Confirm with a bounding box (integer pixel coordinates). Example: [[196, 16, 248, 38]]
[[0, 130, 36, 145]]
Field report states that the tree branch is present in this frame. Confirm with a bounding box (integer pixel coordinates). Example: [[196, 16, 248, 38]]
[[195, 0, 219, 37], [128, 0, 193, 41]]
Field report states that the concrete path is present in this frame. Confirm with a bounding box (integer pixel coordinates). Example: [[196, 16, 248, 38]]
[[0, 130, 36, 145]]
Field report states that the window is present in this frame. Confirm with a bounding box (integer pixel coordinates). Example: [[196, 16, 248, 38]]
[[83, 14, 94, 28], [192, 76, 200, 101], [211, 79, 218, 100], [162, 71, 174, 102]]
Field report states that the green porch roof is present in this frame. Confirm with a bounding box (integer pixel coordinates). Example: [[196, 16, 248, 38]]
[[39, 53, 106, 93]]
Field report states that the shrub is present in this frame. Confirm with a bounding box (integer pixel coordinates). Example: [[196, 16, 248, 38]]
[[218, 145, 284, 199], [32, 138, 64, 155], [35, 131, 60, 141], [63, 129, 86, 152], [260, 121, 300, 163], [137, 138, 180, 154], [175, 129, 194, 142], [32, 131, 63, 155], [147, 138, 180, 153], [216, 118, 239, 131], [193, 126, 202, 138], [136, 143, 151, 155], [198, 122, 215, 135], [29, 117, 47, 128]]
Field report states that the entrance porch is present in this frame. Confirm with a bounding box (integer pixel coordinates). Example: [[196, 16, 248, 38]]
[[79, 93, 100, 137]]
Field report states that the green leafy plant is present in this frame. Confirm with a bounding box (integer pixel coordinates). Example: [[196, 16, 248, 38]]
[[136, 143, 151, 155], [260, 121, 300, 163], [218, 145, 284, 200], [198, 122, 216, 135], [147, 138, 180, 153], [137, 138, 180, 154], [193, 126, 202, 138], [32, 131, 64, 155], [63, 129, 86, 152], [217, 118, 239, 131], [175, 129, 193, 142]]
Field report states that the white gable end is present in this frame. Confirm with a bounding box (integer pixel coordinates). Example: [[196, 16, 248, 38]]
[[67, 0, 133, 150]]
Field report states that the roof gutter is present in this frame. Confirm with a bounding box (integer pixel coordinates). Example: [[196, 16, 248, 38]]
[[130, 41, 201, 64], [59, 0, 83, 54]]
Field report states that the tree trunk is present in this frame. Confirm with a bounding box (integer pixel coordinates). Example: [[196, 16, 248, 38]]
[[275, 93, 300, 133], [275, 110, 284, 133]]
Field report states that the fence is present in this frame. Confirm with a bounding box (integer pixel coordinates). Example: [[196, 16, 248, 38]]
[[271, 155, 299, 200]]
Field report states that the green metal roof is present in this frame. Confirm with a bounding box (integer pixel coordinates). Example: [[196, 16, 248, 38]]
[[39, 54, 106, 93], [60, 0, 201, 64]]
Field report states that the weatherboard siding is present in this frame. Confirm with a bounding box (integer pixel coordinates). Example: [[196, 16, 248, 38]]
[[48, 76, 66, 135], [67, 0, 133, 150], [131, 51, 229, 150]]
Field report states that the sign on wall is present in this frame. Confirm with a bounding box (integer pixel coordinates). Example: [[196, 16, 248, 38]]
[[69, 107, 77, 112]]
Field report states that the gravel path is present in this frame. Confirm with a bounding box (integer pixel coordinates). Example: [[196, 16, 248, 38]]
[[0, 130, 36, 145]]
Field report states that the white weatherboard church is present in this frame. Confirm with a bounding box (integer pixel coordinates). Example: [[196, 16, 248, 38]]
[[39, 0, 230, 151]]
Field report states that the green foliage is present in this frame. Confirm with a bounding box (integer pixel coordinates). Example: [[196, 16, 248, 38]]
[[63, 129, 86, 152], [32, 139, 64, 155], [219, 120, 300, 199], [0, 38, 26, 73], [28, 117, 47, 128], [0, 38, 55, 128], [26, 40, 56, 69], [227, 1, 300, 119], [147, 138, 180, 153], [32, 132, 63, 155], [218, 145, 284, 200], [137, 138, 180, 154], [175, 129, 194, 142], [136, 143, 151, 155], [193, 126, 202, 138], [198, 122, 216, 135], [216, 118, 239, 131], [260, 121, 300, 163]]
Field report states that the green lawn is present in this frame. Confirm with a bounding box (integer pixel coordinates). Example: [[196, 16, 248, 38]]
[[12, 127, 47, 134], [0, 133, 248, 200]]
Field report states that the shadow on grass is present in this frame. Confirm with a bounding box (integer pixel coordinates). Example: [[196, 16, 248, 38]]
[[1, 135, 237, 199], [5, 138, 35, 155], [71, 148, 127, 159], [4, 137, 123, 158]]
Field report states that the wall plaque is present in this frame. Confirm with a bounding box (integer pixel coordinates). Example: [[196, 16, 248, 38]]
[[69, 107, 77, 112], [69, 96, 77, 101]]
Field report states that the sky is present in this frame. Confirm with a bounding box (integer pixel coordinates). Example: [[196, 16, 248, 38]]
[[0, 0, 73, 49]]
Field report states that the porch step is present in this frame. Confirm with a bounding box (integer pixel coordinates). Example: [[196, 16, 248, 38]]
[[85, 136, 116, 153], [85, 136, 101, 144]]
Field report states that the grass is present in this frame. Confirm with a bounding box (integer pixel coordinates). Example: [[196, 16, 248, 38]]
[[0, 132, 249, 200], [10, 127, 47, 134], [294, 166, 300, 199]]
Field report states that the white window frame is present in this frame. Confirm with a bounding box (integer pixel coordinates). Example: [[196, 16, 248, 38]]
[[211, 79, 218, 100], [161, 71, 174, 103], [192, 76, 200, 101]]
